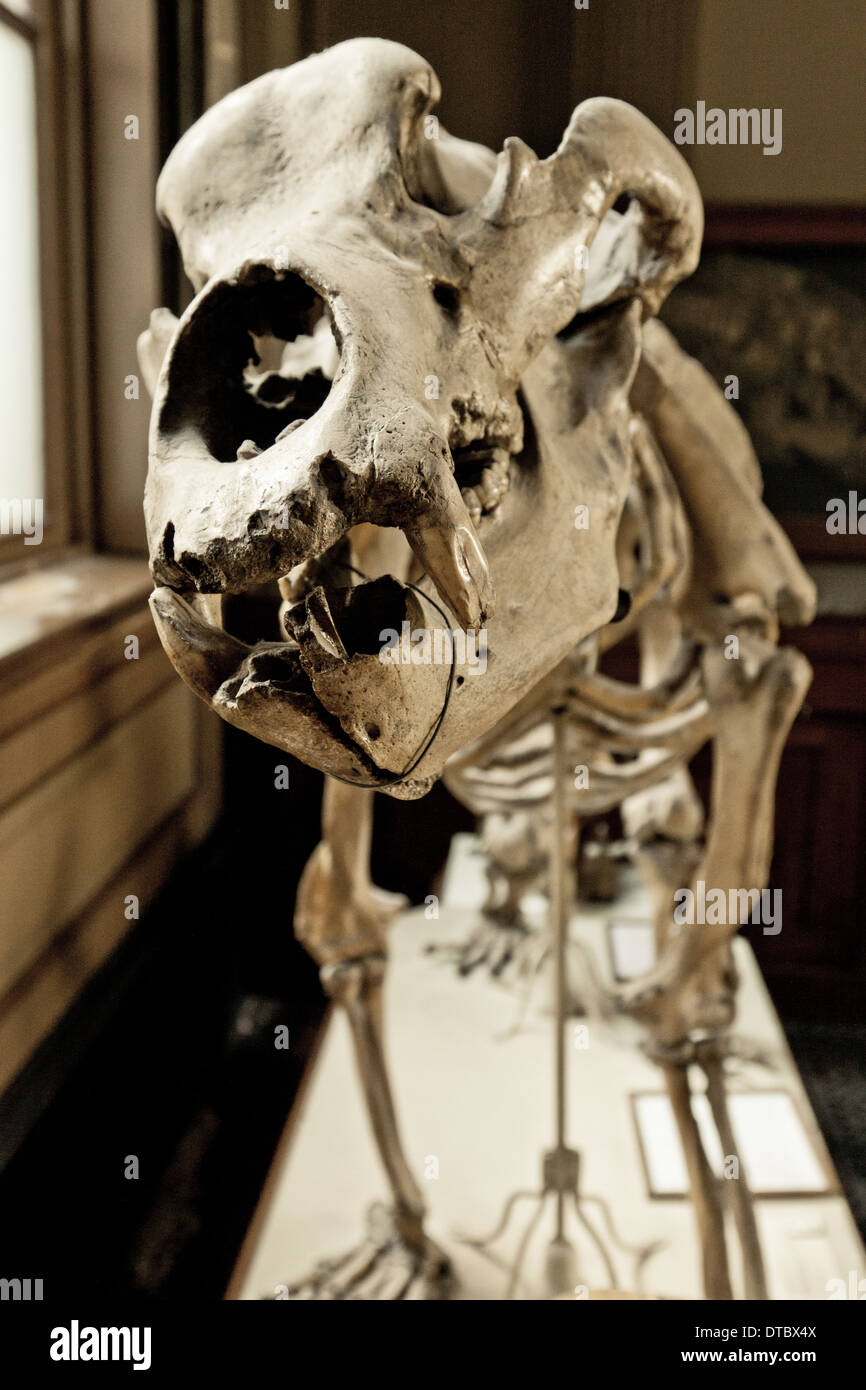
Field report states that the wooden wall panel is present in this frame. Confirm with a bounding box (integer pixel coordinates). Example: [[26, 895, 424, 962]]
[[0, 616, 166, 813], [570, 0, 692, 139], [0, 682, 196, 997], [308, 0, 573, 156], [690, 0, 866, 205], [0, 801, 199, 1094]]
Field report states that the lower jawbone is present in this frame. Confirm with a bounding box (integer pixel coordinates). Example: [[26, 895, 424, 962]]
[[150, 313, 638, 800]]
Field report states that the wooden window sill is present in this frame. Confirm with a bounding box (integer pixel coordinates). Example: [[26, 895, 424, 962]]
[[0, 552, 153, 689]]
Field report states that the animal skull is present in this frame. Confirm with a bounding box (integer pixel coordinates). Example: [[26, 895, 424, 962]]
[[145, 38, 703, 796]]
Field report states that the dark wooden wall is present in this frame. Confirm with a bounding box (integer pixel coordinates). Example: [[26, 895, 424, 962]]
[[300, 0, 699, 158], [305, 0, 583, 156], [763, 613, 866, 1020]]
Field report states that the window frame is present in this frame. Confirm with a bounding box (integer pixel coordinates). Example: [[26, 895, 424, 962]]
[[0, 0, 92, 570]]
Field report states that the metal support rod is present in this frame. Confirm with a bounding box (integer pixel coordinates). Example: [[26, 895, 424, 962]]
[[551, 703, 570, 1239], [458, 700, 653, 1297]]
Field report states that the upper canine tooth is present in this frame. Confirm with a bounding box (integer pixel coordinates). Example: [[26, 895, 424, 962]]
[[403, 475, 493, 629]]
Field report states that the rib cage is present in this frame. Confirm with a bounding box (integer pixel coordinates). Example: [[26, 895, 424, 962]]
[[443, 646, 712, 819]]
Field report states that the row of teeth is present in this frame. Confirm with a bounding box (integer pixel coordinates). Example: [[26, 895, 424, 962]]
[[458, 447, 511, 525], [236, 437, 512, 530]]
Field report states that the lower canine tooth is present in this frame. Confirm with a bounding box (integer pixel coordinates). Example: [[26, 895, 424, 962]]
[[149, 588, 249, 702], [237, 439, 262, 459]]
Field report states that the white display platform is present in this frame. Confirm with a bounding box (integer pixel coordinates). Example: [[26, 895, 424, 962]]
[[230, 834, 865, 1301]]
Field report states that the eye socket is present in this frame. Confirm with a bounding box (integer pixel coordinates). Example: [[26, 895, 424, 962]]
[[432, 281, 461, 315], [161, 269, 339, 463]]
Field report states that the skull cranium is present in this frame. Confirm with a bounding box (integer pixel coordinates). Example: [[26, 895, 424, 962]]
[[144, 38, 703, 796]]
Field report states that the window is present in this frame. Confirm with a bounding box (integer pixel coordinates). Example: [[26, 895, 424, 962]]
[[0, 6, 42, 519], [0, 0, 85, 566]]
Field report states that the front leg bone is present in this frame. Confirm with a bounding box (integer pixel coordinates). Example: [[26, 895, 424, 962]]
[[702, 1052, 768, 1300], [319, 955, 428, 1250], [291, 777, 450, 1297], [663, 1062, 733, 1300], [619, 636, 811, 1041]]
